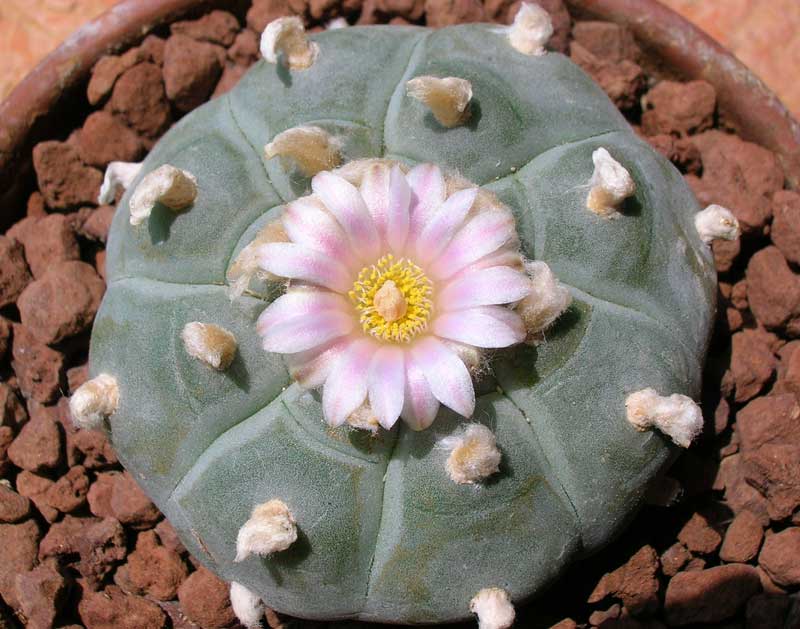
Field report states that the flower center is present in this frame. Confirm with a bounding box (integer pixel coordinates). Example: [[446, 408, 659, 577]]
[[349, 254, 433, 343]]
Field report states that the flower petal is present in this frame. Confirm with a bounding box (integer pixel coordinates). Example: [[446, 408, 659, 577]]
[[322, 339, 376, 426], [260, 309, 354, 354], [359, 163, 391, 239], [438, 266, 531, 311], [256, 290, 350, 335], [282, 197, 358, 270], [385, 166, 411, 253], [311, 171, 380, 261], [410, 336, 475, 418], [286, 337, 352, 389], [415, 188, 478, 264], [368, 346, 405, 429], [433, 306, 526, 348], [401, 354, 440, 431], [407, 163, 445, 239], [430, 210, 517, 279], [257, 242, 352, 293]]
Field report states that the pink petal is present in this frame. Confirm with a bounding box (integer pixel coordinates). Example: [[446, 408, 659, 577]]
[[286, 337, 353, 389], [260, 309, 354, 353], [410, 336, 475, 418], [430, 210, 517, 279], [401, 354, 440, 431], [282, 198, 358, 271], [438, 266, 531, 311], [407, 164, 445, 239], [415, 188, 478, 264], [385, 166, 411, 253], [311, 171, 380, 261], [256, 290, 350, 335], [433, 306, 526, 348], [359, 163, 391, 239], [368, 346, 405, 429], [453, 248, 524, 278], [322, 339, 376, 426], [257, 242, 353, 293]]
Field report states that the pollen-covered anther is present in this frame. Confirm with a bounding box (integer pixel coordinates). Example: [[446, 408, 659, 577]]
[[235, 499, 298, 562], [470, 587, 516, 629], [69, 374, 119, 430], [586, 147, 636, 217], [128, 164, 197, 226], [406, 76, 473, 128], [230, 582, 265, 629], [264, 126, 342, 177], [441, 424, 502, 484], [346, 402, 380, 433], [181, 322, 237, 370], [695, 204, 741, 243], [517, 260, 571, 343], [98, 161, 142, 204], [507, 2, 554, 56], [625, 388, 703, 448], [260, 16, 319, 69], [227, 220, 289, 299]]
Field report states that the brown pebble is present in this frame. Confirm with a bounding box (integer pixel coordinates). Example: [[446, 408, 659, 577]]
[[72, 429, 118, 470], [15, 563, 67, 629], [39, 514, 99, 560], [87, 471, 118, 519], [77, 205, 117, 244], [570, 41, 644, 110], [79, 585, 168, 629], [116, 530, 189, 601], [155, 519, 186, 555], [0, 317, 10, 361], [0, 382, 28, 430], [424, 0, 485, 26], [721, 453, 771, 526], [719, 510, 763, 563], [228, 29, 260, 66], [746, 247, 800, 334], [743, 444, 800, 521], [12, 213, 81, 280], [78, 517, 128, 588], [171, 10, 240, 46], [0, 519, 41, 609], [645, 134, 701, 174], [27, 191, 47, 217], [139, 35, 167, 66], [588, 545, 659, 615], [772, 190, 800, 265], [660, 543, 691, 577], [0, 235, 32, 307], [571, 20, 640, 63], [32, 141, 103, 210], [163, 34, 225, 112], [641, 80, 716, 136], [108, 63, 172, 139], [246, 0, 293, 32], [737, 394, 800, 452], [78, 111, 144, 168], [7, 410, 63, 473], [710, 237, 741, 274], [110, 472, 161, 529], [16, 471, 59, 522], [87, 50, 141, 105], [724, 329, 777, 403], [177, 566, 237, 628], [677, 513, 722, 555], [0, 483, 31, 523], [44, 465, 90, 514], [759, 527, 800, 587]]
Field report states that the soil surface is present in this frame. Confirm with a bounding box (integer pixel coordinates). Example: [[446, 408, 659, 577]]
[[0, 1, 798, 628]]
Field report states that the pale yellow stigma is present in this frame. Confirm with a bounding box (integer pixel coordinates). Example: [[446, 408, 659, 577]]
[[349, 254, 433, 343]]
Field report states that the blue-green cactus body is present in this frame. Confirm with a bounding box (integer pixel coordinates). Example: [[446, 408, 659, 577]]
[[92, 23, 716, 624]]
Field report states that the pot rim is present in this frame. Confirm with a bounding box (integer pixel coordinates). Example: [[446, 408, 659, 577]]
[[0, 0, 798, 219]]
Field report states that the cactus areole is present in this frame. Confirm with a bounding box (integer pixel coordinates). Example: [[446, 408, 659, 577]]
[[85, 12, 729, 625]]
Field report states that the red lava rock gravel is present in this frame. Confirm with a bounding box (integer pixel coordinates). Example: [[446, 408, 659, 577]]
[[2, 2, 800, 628]]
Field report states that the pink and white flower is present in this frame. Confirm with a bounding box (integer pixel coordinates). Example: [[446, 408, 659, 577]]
[[256, 161, 535, 431]]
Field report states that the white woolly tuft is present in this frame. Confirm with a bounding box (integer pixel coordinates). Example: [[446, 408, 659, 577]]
[[346, 403, 381, 433], [470, 587, 516, 629], [586, 147, 635, 217], [260, 16, 319, 69], [441, 424, 502, 484], [69, 374, 119, 430], [128, 164, 197, 226], [235, 499, 298, 562], [229, 581, 264, 629], [181, 322, 237, 370], [326, 17, 349, 29], [695, 204, 741, 244], [517, 260, 571, 341], [506, 2, 553, 56], [264, 125, 342, 177], [227, 221, 289, 300], [625, 388, 703, 448], [406, 76, 473, 128], [98, 161, 142, 204]]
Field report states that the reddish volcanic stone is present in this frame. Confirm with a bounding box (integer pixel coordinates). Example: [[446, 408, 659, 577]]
[[78, 517, 128, 588], [39, 515, 99, 560], [228, 29, 260, 66], [743, 444, 800, 521], [177, 567, 238, 628], [0, 235, 32, 307], [110, 472, 161, 529], [116, 530, 189, 601], [772, 190, 800, 265], [0, 519, 41, 609], [108, 63, 172, 139], [746, 247, 800, 334], [725, 329, 777, 403], [759, 527, 800, 587], [79, 586, 168, 629], [87, 472, 118, 519], [78, 111, 144, 168], [32, 141, 103, 210], [664, 564, 760, 625], [12, 214, 81, 281], [677, 513, 722, 555], [660, 543, 691, 578], [11, 322, 66, 400], [587, 545, 659, 615], [44, 465, 90, 514], [163, 34, 225, 112], [570, 41, 643, 110], [246, 0, 293, 32], [15, 563, 67, 629], [719, 510, 763, 563], [571, 20, 640, 63], [736, 394, 800, 452], [171, 10, 240, 46], [641, 80, 716, 136], [0, 483, 31, 523], [7, 410, 63, 473]]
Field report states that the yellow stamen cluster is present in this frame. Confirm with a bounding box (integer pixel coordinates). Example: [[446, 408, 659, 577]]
[[349, 254, 433, 343]]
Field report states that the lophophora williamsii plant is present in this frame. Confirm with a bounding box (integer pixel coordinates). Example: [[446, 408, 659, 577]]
[[72, 5, 741, 627]]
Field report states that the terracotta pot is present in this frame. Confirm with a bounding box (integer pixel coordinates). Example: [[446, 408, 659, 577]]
[[0, 0, 798, 215]]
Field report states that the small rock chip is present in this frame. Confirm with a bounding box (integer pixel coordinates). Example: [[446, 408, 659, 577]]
[[45, 465, 90, 514], [0, 483, 31, 523], [177, 567, 238, 628], [772, 190, 800, 265], [570, 41, 644, 110], [737, 393, 800, 452], [15, 563, 67, 629], [78, 111, 144, 168], [677, 512, 722, 555], [32, 141, 103, 210], [228, 29, 260, 66], [0, 317, 10, 361], [0, 426, 14, 477], [719, 510, 763, 563], [12, 213, 81, 280], [163, 34, 225, 112], [587, 545, 659, 615], [39, 515, 99, 560], [79, 585, 168, 629], [116, 530, 189, 601], [110, 472, 161, 529], [16, 471, 58, 522], [664, 564, 760, 625], [759, 527, 800, 587], [660, 543, 691, 577], [571, 20, 640, 63], [725, 329, 777, 403], [171, 10, 240, 46], [710, 237, 741, 274], [743, 444, 800, 521], [0, 382, 28, 429], [425, 0, 486, 27], [641, 80, 716, 136], [0, 236, 32, 307], [72, 429, 118, 469], [77, 205, 115, 244], [0, 519, 41, 609], [155, 519, 186, 555], [78, 517, 128, 588], [746, 247, 800, 334], [108, 63, 172, 139], [18, 261, 106, 346], [7, 411, 63, 473], [140, 35, 167, 66], [88, 471, 118, 519], [212, 63, 248, 98], [246, 0, 293, 32], [645, 134, 701, 174], [87, 50, 141, 105], [721, 453, 771, 526]]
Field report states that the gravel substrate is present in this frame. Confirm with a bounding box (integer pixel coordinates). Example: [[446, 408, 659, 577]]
[[1, 1, 799, 627]]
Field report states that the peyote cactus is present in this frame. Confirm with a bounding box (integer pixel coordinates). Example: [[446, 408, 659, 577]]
[[77, 6, 741, 626]]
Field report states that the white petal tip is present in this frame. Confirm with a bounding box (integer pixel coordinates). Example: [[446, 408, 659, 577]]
[[264, 125, 342, 177], [230, 582, 265, 629], [470, 587, 516, 629], [441, 424, 501, 484], [406, 76, 473, 128], [586, 147, 635, 217], [695, 204, 741, 244], [99, 161, 142, 205], [507, 2, 553, 56], [260, 16, 319, 69], [235, 499, 297, 562], [181, 322, 237, 370], [68, 374, 119, 430], [128, 164, 197, 226], [625, 388, 703, 448], [517, 260, 571, 339]]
